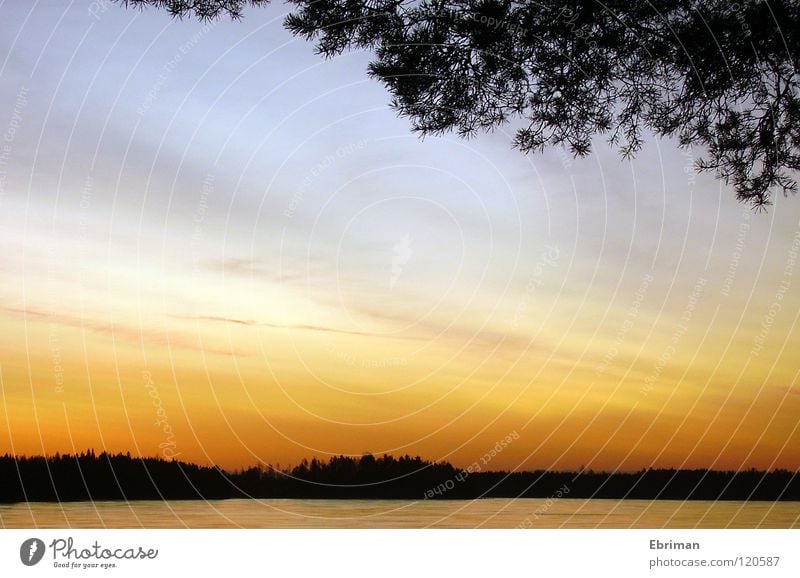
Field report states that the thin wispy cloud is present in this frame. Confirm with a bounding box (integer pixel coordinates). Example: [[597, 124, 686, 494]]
[[3, 306, 245, 357], [173, 313, 413, 340]]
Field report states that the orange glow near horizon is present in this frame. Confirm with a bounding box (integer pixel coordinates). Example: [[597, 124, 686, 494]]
[[2, 253, 798, 473]]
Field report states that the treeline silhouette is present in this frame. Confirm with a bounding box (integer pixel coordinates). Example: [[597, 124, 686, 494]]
[[1, 451, 797, 503]]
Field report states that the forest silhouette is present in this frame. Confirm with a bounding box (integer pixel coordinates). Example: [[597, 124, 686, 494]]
[[1, 451, 797, 503]]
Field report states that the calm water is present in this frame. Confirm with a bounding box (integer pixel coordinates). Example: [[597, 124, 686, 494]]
[[2, 499, 798, 528]]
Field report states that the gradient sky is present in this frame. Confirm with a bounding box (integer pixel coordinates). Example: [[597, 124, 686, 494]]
[[0, 1, 798, 472]]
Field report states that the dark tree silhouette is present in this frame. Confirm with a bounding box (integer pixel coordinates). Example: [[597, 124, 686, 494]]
[[118, 0, 270, 20], [1, 451, 798, 502], [117, 1, 800, 208]]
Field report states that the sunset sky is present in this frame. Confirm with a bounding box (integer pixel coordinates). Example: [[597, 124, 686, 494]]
[[0, 1, 798, 472]]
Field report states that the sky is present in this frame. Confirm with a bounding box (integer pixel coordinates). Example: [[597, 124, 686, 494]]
[[0, 0, 798, 472]]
